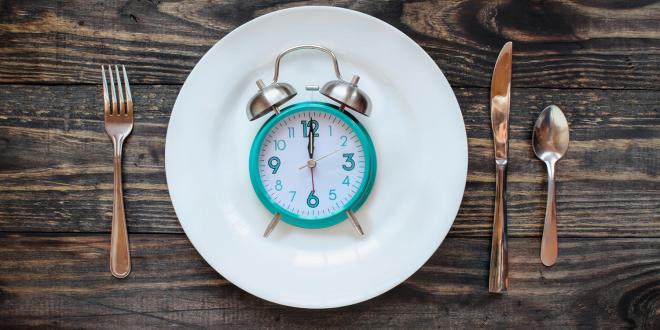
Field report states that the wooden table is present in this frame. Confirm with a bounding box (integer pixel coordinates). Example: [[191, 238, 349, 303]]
[[1, 1, 658, 328]]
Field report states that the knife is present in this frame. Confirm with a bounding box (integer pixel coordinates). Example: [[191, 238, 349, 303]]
[[489, 41, 512, 293]]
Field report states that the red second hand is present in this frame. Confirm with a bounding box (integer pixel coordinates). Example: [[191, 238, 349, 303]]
[[310, 167, 315, 192]]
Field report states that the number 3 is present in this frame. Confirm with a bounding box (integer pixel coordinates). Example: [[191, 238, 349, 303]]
[[342, 153, 355, 171]]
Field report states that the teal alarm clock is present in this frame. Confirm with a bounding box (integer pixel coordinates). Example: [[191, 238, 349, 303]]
[[245, 45, 376, 237]]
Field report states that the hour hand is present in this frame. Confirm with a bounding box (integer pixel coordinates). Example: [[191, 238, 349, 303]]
[[307, 119, 315, 159]]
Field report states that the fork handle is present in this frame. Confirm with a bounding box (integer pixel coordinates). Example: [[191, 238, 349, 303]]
[[110, 138, 131, 278]]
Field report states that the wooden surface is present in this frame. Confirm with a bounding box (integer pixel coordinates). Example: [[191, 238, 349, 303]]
[[1, 234, 658, 329], [0, 0, 658, 328]]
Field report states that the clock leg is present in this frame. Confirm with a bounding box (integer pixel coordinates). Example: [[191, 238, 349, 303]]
[[346, 210, 364, 236], [263, 213, 281, 238]]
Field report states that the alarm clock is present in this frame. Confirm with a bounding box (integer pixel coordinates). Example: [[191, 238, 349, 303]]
[[246, 45, 376, 237]]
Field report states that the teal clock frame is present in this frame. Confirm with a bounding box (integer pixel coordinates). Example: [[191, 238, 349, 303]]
[[249, 101, 377, 229]]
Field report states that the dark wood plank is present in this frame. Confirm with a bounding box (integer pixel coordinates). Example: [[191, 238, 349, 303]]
[[0, 234, 657, 328], [0, 85, 657, 236], [0, 0, 658, 88]]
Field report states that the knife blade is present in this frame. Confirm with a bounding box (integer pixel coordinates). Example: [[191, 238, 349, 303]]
[[489, 41, 512, 293]]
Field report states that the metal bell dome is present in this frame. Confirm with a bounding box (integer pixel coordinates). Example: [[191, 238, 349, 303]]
[[246, 80, 297, 121], [321, 75, 371, 116]]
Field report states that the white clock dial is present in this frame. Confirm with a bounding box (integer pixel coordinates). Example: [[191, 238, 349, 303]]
[[258, 110, 365, 219]]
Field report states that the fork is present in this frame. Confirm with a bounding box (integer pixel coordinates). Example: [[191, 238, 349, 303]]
[[102, 65, 133, 278]]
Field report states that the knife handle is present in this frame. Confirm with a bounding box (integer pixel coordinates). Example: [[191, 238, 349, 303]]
[[489, 162, 508, 293]]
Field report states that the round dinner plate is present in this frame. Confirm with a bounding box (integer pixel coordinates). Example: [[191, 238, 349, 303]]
[[166, 6, 467, 308]]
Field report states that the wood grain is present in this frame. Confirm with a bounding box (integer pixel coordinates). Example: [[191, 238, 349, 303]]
[[0, 233, 657, 329], [1, 1, 658, 328], [0, 85, 657, 236], [0, 0, 658, 88]]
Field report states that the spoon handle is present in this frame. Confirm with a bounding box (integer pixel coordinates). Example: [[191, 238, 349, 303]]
[[541, 161, 558, 266], [489, 162, 508, 293]]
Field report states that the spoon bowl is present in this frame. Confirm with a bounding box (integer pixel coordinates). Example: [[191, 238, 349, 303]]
[[533, 105, 569, 266], [533, 105, 569, 163]]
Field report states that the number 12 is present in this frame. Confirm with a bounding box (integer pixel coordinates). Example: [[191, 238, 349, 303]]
[[301, 120, 319, 137]]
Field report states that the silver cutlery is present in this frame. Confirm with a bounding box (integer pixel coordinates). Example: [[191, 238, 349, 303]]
[[489, 41, 512, 293], [533, 105, 569, 266], [102, 65, 133, 278]]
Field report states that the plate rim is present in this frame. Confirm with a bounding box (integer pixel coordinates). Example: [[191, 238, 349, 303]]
[[165, 5, 468, 308]]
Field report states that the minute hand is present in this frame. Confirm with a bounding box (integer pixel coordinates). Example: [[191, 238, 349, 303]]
[[307, 120, 314, 159]]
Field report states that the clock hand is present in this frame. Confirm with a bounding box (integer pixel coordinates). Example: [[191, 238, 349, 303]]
[[299, 149, 341, 170], [307, 117, 315, 192], [310, 167, 315, 192], [307, 118, 314, 159]]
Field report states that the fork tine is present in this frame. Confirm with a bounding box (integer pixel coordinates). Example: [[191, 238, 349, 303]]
[[108, 66, 117, 115], [115, 65, 125, 115], [101, 65, 110, 115], [122, 65, 133, 116]]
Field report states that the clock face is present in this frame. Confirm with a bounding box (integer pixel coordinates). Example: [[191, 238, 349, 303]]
[[249, 102, 376, 229]]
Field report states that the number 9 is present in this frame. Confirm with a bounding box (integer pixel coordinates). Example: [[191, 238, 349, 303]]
[[268, 156, 280, 174]]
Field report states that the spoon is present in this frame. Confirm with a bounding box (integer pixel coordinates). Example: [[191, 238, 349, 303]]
[[533, 105, 569, 266]]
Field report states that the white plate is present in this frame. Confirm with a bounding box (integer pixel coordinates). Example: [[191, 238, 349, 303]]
[[165, 6, 467, 308]]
